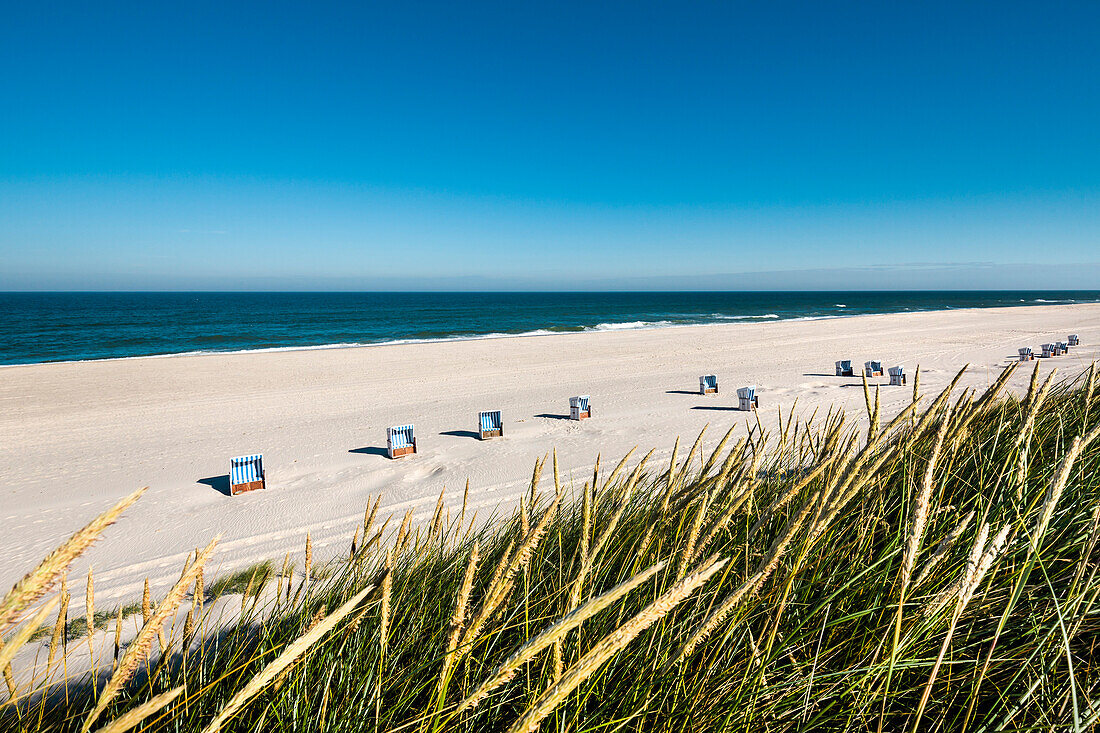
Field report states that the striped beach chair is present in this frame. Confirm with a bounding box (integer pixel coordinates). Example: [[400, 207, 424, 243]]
[[865, 360, 884, 377], [479, 410, 503, 440], [888, 366, 906, 386], [835, 360, 854, 377], [229, 454, 265, 496], [699, 375, 719, 395], [570, 395, 591, 420], [1018, 347, 1034, 361], [1041, 343, 1055, 358], [387, 424, 417, 459], [1056, 341, 1068, 355], [1069, 334, 1080, 347], [737, 386, 759, 412]]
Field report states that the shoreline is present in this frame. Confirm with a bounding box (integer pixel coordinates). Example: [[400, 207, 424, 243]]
[[1, 302, 1097, 608], [1, 299, 1094, 370]]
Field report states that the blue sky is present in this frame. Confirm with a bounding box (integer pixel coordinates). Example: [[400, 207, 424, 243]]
[[1, 1, 1098, 290]]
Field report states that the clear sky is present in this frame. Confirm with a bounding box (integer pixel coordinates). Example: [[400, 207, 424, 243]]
[[2, 1, 1098, 290]]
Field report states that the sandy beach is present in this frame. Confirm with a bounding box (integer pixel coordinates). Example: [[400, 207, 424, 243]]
[[2, 303, 1097, 607]]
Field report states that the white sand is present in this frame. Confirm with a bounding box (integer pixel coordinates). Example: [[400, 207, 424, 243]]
[[1, 304, 1097, 609]]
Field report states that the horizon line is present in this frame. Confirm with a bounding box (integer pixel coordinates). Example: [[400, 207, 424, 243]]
[[4, 288, 1100, 294]]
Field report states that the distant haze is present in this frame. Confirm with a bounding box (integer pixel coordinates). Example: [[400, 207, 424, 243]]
[[3, 262, 1100, 292]]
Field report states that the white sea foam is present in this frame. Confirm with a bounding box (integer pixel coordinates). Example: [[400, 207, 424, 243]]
[[783, 315, 836, 323], [588, 320, 676, 331], [712, 313, 780, 320]]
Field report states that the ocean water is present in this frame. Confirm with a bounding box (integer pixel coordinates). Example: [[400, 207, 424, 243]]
[[0, 291, 1096, 366]]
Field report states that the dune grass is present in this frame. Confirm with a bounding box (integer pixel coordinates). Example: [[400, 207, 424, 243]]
[[26, 603, 145, 645], [205, 561, 277, 601], [2, 361, 1100, 731]]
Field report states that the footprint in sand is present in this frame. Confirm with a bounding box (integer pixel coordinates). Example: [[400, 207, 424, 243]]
[[401, 463, 446, 482], [797, 381, 830, 391]]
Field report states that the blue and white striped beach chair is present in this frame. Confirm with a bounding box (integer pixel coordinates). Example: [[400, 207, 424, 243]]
[[835, 360, 854, 377], [387, 424, 417, 459], [737, 386, 758, 412], [229, 454, 265, 495], [888, 366, 906, 386], [479, 410, 503, 439], [1041, 343, 1055, 358], [699, 375, 719, 395], [1056, 341, 1069, 355], [865, 360, 884, 377], [570, 395, 591, 420], [1069, 334, 1080, 347], [1018, 347, 1034, 361]]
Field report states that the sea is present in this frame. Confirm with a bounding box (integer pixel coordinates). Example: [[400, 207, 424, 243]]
[[0, 291, 1096, 366]]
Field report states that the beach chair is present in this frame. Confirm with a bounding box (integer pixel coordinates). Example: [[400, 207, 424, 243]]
[[1069, 334, 1080, 347], [888, 366, 906, 386], [835, 360, 854, 377], [1041, 343, 1055, 358], [699, 375, 719, 395], [1018, 347, 1034, 361], [570, 395, 591, 420], [737, 386, 759, 412], [229, 454, 265, 496], [865, 360, 884, 377], [387, 424, 417, 459], [479, 410, 503, 439], [1056, 341, 1068, 355]]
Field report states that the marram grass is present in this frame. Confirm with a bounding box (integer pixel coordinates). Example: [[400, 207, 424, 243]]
[[3, 363, 1100, 732]]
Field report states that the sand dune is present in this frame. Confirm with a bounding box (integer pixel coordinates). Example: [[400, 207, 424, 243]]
[[1, 303, 1096, 608]]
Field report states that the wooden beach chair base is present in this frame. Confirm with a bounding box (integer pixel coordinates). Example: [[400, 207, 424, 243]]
[[701, 387, 718, 395], [572, 409, 591, 420], [480, 428, 503, 440], [230, 478, 266, 496], [739, 397, 759, 412], [389, 443, 417, 459]]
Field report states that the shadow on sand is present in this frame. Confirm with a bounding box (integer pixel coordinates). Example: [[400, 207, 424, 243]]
[[349, 446, 390, 457], [440, 429, 480, 440], [198, 475, 231, 496]]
